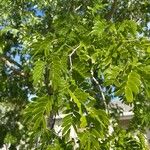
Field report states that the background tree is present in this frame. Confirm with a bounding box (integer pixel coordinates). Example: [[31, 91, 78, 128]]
[[0, 0, 150, 149]]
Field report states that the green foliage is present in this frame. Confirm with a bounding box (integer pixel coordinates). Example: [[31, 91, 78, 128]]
[[4, 133, 17, 145], [0, 0, 150, 149], [24, 96, 53, 130], [125, 71, 141, 102], [33, 60, 45, 86]]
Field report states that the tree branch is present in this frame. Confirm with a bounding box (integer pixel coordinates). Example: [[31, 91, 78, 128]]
[[44, 64, 55, 129], [69, 45, 80, 72], [0, 56, 26, 77], [44, 65, 53, 96], [91, 69, 108, 113]]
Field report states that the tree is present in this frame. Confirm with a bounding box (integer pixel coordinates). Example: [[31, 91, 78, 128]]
[[0, 0, 150, 149]]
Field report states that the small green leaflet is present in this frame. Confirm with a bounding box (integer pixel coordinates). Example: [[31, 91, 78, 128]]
[[0, 47, 2, 54], [62, 114, 72, 135], [91, 20, 106, 36], [33, 60, 45, 85], [127, 81, 139, 94], [125, 71, 141, 102], [147, 47, 150, 53], [80, 116, 87, 128], [125, 87, 133, 102], [68, 89, 82, 114]]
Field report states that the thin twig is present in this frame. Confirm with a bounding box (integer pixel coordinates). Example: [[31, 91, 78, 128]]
[[91, 69, 108, 113], [69, 45, 80, 72]]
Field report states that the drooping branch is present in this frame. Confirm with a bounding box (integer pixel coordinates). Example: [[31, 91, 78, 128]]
[[91, 69, 108, 113], [0, 56, 26, 77]]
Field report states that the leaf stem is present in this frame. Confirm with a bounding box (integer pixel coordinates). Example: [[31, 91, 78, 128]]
[[69, 45, 80, 72]]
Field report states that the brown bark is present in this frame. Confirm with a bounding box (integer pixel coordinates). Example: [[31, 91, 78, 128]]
[[44, 64, 55, 129]]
